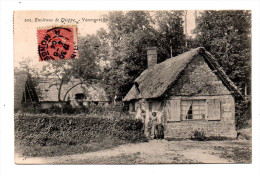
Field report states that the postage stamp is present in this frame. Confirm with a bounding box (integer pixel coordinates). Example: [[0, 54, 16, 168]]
[[37, 26, 78, 61]]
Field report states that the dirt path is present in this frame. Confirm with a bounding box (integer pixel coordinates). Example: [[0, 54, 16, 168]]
[[16, 139, 236, 164]]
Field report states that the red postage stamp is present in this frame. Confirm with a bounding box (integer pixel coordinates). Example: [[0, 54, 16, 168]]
[[37, 26, 78, 61]]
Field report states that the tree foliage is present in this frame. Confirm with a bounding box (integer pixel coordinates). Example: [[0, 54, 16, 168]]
[[103, 11, 157, 99], [103, 11, 185, 99], [193, 10, 251, 95], [155, 11, 186, 60], [14, 58, 42, 97]]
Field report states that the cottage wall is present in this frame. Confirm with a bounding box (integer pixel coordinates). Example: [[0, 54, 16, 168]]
[[163, 56, 237, 138], [163, 95, 236, 138]]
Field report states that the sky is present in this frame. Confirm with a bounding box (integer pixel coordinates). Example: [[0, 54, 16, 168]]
[[186, 10, 197, 37], [14, 10, 197, 68]]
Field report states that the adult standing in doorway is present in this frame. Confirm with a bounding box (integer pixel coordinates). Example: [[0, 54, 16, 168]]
[[151, 112, 158, 139]]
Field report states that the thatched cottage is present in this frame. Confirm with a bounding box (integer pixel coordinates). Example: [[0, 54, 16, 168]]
[[14, 73, 110, 111], [123, 47, 243, 138], [36, 78, 110, 109]]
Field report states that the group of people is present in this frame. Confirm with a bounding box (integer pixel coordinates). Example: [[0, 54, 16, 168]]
[[147, 112, 164, 139]]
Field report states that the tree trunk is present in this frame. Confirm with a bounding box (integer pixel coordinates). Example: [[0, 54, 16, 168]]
[[184, 10, 188, 48], [58, 79, 64, 113]]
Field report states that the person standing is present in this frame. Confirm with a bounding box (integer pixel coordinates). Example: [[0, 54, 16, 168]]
[[151, 112, 158, 139], [157, 123, 164, 139]]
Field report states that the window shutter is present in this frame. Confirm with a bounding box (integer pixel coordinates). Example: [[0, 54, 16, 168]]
[[206, 99, 221, 120], [167, 100, 181, 122]]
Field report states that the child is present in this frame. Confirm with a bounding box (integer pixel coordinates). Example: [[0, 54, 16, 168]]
[[147, 117, 152, 136], [157, 123, 164, 139]]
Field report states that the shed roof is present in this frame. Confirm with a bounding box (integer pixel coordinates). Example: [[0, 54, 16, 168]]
[[123, 47, 243, 101]]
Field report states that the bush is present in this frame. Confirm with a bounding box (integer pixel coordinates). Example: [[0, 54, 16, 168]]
[[190, 130, 230, 141], [191, 130, 206, 141], [33, 102, 130, 120], [82, 103, 129, 119], [235, 99, 251, 130]]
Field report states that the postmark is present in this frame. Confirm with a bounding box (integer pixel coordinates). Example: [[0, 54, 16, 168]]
[[37, 26, 78, 61]]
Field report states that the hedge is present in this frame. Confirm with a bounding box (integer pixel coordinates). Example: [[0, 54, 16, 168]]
[[15, 114, 147, 150]]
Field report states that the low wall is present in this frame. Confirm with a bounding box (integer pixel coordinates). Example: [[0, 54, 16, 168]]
[[165, 119, 237, 138]]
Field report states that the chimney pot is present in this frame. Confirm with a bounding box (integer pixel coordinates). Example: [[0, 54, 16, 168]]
[[147, 47, 157, 69]]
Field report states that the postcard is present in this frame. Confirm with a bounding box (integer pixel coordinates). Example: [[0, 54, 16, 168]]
[[13, 10, 251, 164]]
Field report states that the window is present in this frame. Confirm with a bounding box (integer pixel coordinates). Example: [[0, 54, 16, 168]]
[[75, 93, 85, 100], [181, 100, 206, 120], [129, 102, 135, 112]]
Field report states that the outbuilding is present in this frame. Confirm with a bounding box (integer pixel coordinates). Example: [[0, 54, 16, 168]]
[[36, 78, 110, 109], [14, 74, 110, 111]]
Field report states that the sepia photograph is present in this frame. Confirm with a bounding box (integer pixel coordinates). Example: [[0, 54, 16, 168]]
[[13, 10, 252, 164]]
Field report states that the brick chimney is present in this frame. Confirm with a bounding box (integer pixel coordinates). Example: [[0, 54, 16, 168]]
[[147, 47, 157, 69]]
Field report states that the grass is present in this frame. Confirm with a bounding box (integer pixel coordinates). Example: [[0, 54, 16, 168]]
[[15, 136, 129, 158], [213, 144, 252, 163], [65, 152, 142, 164]]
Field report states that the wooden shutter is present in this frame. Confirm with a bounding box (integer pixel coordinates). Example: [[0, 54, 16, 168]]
[[166, 99, 181, 122], [206, 99, 221, 120]]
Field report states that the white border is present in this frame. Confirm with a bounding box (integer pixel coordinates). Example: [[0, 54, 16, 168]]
[[1, 1, 260, 176]]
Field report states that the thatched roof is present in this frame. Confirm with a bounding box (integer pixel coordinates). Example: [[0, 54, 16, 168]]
[[36, 78, 109, 102], [14, 71, 29, 109], [123, 47, 243, 101]]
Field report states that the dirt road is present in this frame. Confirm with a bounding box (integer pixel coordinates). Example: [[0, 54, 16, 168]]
[[15, 139, 250, 164]]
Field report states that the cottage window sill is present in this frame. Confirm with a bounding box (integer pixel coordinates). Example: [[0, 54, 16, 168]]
[[167, 119, 220, 123], [181, 119, 206, 121]]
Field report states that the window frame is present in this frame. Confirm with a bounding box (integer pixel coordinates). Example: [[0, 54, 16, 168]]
[[180, 99, 206, 121]]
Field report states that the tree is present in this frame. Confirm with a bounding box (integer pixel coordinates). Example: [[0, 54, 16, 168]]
[[70, 34, 101, 82], [41, 60, 75, 102], [106, 11, 153, 44], [14, 57, 40, 78], [193, 10, 251, 95], [102, 11, 158, 100], [14, 57, 41, 91], [154, 11, 186, 60]]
